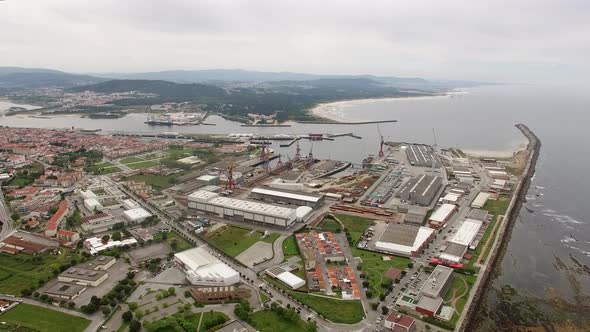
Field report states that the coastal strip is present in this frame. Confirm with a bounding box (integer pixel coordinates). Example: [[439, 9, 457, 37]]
[[457, 124, 541, 331]]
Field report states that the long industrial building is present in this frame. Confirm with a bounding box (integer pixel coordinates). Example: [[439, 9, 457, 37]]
[[405, 144, 440, 167], [428, 203, 457, 228], [439, 218, 483, 263], [188, 190, 303, 227], [174, 247, 240, 286], [374, 223, 435, 257], [398, 174, 443, 206], [249, 187, 325, 208]]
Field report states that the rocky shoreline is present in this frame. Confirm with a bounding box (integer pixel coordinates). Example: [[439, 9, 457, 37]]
[[458, 124, 541, 331]]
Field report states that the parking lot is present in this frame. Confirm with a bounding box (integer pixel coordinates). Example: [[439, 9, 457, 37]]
[[128, 242, 172, 265]]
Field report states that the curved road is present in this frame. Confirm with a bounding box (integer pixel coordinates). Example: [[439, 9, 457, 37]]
[[104, 175, 379, 332]]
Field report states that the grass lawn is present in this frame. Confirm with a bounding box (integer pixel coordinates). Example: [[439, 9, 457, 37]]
[[335, 213, 410, 296], [144, 311, 228, 332], [120, 156, 144, 164], [334, 214, 372, 246], [126, 173, 181, 190], [156, 231, 193, 252], [282, 235, 300, 257], [127, 160, 161, 169], [443, 273, 476, 328], [0, 251, 81, 295], [317, 217, 342, 232], [85, 162, 121, 175], [205, 225, 279, 257], [116, 321, 129, 332], [352, 247, 411, 297], [166, 147, 194, 159], [250, 309, 316, 332], [466, 198, 511, 267], [289, 292, 364, 324], [0, 303, 90, 332]]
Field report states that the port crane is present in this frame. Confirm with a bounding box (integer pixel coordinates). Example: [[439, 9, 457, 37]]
[[225, 164, 236, 189]]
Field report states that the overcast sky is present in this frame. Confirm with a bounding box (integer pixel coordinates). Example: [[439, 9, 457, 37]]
[[1, 0, 589, 83]]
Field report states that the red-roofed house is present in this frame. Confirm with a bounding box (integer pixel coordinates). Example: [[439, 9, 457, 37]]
[[384, 312, 416, 332], [45, 201, 69, 237]]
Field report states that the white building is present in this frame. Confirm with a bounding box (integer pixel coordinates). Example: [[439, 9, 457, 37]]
[[276, 271, 306, 290], [188, 190, 297, 227], [174, 247, 240, 286], [123, 207, 152, 223], [122, 199, 139, 210], [374, 224, 435, 257], [471, 192, 491, 209], [84, 237, 138, 255], [84, 198, 103, 211], [439, 218, 483, 263], [428, 204, 457, 228]]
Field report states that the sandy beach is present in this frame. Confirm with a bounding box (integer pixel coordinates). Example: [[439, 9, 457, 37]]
[[308, 90, 466, 122]]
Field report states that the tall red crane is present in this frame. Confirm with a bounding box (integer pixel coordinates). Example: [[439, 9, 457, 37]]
[[226, 164, 236, 189]]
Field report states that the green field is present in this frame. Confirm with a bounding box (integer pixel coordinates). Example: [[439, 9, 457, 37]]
[[127, 160, 161, 169], [85, 162, 121, 175], [205, 225, 279, 257], [443, 273, 476, 328], [288, 292, 364, 324], [282, 235, 300, 257], [317, 217, 342, 232], [0, 303, 90, 332], [250, 309, 316, 332], [334, 214, 372, 246], [466, 198, 511, 267], [0, 251, 81, 295], [335, 214, 410, 296], [352, 247, 410, 296], [120, 156, 144, 164], [126, 173, 182, 190], [166, 232, 194, 252], [144, 311, 228, 332]]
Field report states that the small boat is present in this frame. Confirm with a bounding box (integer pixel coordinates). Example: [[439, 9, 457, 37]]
[[524, 206, 534, 213]]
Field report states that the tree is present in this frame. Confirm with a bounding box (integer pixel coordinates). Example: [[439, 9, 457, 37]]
[[129, 320, 141, 332], [381, 306, 389, 315], [111, 231, 122, 241], [101, 235, 110, 243], [122, 310, 133, 322], [10, 213, 20, 221], [370, 302, 379, 310], [167, 287, 176, 295], [379, 294, 386, 301], [102, 307, 111, 315]]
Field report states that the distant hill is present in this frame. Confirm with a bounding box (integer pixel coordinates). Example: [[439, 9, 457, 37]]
[[94, 68, 456, 88], [0, 67, 104, 89], [68, 79, 226, 98]]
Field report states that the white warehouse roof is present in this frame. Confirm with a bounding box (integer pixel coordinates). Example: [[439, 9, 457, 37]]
[[174, 247, 239, 285], [375, 226, 434, 256], [188, 190, 220, 203], [277, 271, 306, 290], [442, 193, 460, 203], [208, 196, 296, 219], [189, 190, 296, 220], [123, 207, 152, 221], [471, 192, 491, 208], [251, 187, 322, 203], [450, 219, 483, 246], [429, 204, 456, 223]]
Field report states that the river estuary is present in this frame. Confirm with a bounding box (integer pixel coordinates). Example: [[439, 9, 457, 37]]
[[1, 84, 589, 330]]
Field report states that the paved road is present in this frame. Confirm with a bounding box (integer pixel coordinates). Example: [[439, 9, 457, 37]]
[[0, 185, 15, 241], [104, 175, 377, 332]]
